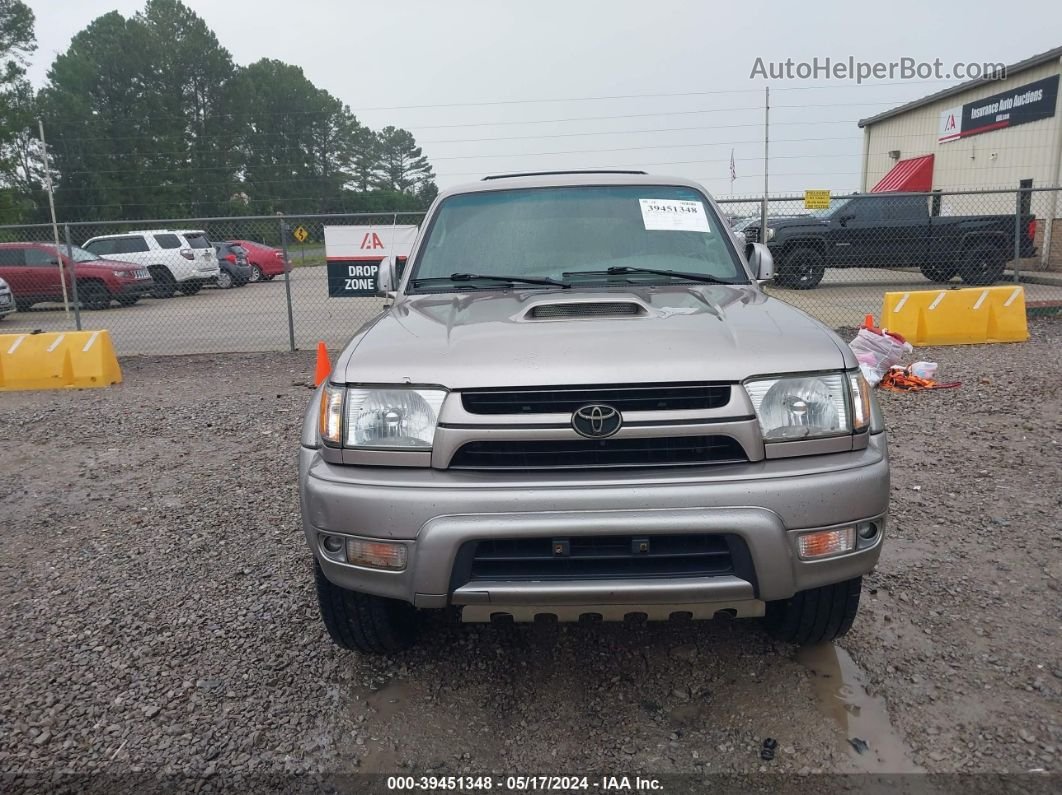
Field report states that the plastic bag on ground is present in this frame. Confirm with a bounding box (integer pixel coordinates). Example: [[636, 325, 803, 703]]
[[909, 361, 938, 380], [849, 327, 913, 387]]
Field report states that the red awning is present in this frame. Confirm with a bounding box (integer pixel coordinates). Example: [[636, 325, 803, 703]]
[[871, 154, 934, 192]]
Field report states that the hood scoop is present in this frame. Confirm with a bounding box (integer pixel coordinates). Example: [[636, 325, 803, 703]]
[[524, 300, 648, 321]]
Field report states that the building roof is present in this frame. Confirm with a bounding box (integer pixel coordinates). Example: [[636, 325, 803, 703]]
[[858, 45, 1062, 128]]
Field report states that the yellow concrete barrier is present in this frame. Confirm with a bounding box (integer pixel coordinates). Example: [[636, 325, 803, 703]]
[[882, 285, 1028, 345], [0, 330, 122, 391]]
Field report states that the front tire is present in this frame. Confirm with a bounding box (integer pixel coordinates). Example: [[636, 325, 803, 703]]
[[775, 247, 825, 290], [764, 576, 862, 645], [959, 245, 1006, 285], [313, 559, 417, 654], [78, 281, 111, 311], [149, 266, 176, 298], [920, 262, 958, 283]]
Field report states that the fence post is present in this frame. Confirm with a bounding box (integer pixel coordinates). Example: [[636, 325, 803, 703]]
[[1013, 188, 1022, 284], [277, 214, 296, 352], [63, 223, 82, 331]]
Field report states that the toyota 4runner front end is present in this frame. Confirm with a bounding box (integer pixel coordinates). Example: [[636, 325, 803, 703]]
[[298, 172, 889, 654]]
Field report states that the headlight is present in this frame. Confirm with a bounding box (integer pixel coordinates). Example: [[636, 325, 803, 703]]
[[745, 372, 860, 441], [319, 385, 446, 449], [765, 227, 776, 241]]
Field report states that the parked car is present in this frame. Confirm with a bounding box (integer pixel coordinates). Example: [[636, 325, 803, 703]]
[[212, 242, 252, 289], [741, 192, 1038, 289], [299, 170, 888, 654], [82, 229, 220, 298], [226, 239, 289, 282], [0, 242, 154, 310], [0, 276, 14, 319]]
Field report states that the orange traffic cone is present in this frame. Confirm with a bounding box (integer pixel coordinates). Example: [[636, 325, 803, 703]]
[[314, 341, 331, 387]]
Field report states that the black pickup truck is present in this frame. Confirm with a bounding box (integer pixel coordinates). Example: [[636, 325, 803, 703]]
[[741, 193, 1037, 289]]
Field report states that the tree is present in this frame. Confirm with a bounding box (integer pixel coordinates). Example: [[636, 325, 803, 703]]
[[39, 11, 157, 219], [0, 0, 34, 89], [0, 0, 35, 222], [372, 126, 435, 195]]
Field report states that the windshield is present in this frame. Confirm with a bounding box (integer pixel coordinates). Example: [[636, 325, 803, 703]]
[[408, 185, 747, 289], [809, 198, 852, 218], [49, 245, 100, 262]]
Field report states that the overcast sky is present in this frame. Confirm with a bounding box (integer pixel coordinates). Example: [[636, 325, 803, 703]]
[[23, 0, 1062, 198]]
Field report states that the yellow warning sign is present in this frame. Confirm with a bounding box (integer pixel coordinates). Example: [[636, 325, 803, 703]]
[[292, 225, 309, 243], [804, 190, 831, 210]]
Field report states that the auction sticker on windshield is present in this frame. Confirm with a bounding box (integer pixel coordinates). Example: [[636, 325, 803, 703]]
[[639, 198, 710, 232]]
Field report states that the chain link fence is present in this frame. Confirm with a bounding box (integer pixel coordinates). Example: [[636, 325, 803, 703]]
[[0, 189, 1059, 356]]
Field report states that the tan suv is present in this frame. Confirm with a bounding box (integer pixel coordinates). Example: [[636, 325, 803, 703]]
[[299, 171, 888, 654]]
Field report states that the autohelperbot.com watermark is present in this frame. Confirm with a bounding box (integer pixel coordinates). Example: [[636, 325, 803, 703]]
[[749, 56, 1006, 83]]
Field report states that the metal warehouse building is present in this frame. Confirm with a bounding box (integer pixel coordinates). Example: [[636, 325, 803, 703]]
[[858, 46, 1062, 269]]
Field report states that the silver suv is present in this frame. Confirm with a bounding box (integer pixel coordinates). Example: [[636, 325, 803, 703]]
[[299, 171, 888, 654]]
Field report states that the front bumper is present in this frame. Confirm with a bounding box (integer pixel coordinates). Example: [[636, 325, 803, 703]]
[[300, 433, 889, 611], [0, 291, 13, 316], [116, 281, 154, 297]]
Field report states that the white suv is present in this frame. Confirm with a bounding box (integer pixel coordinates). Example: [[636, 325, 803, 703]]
[[82, 229, 220, 298]]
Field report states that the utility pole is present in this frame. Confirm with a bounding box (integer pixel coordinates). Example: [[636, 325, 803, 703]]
[[760, 86, 769, 236], [39, 119, 71, 317]]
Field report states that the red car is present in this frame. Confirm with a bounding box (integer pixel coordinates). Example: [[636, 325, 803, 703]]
[[226, 239, 289, 282], [0, 242, 154, 310]]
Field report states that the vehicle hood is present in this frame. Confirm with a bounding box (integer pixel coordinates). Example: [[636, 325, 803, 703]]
[[75, 259, 146, 275], [761, 216, 829, 230], [336, 286, 852, 388]]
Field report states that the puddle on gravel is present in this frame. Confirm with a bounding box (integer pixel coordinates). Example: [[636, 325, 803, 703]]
[[797, 643, 923, 773]]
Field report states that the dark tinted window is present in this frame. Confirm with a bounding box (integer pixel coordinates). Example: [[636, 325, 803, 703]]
[[847, 197, 883, 223], [881, 196, 927, 222], [24, 247, 56, 266], [154, 233, 181, 249], [84, 239, 114, 256], [114, 236, 149, 254], [0, 248, 24, 266], [184, 232, 211, 249]]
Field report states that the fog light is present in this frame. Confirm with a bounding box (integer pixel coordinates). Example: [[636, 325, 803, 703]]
[[857, 521, 879, 540], [798, 526, 856, 560], [346, 538, 407, 570], [321, 535, 344, 555]]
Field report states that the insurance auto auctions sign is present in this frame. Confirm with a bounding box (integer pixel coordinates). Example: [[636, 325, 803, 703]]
[[939, 74, 1059, 144], [323, 225, 418, 297]]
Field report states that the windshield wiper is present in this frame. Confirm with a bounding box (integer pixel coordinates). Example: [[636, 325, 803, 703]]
[[412, 273, 570, 289], [563, 266, 736, 285]]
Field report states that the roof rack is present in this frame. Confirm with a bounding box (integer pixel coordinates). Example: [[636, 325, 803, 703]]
[[481, 169, 648, 181]]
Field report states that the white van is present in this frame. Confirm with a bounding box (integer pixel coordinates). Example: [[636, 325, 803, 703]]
[[82, 229, 221, 298]]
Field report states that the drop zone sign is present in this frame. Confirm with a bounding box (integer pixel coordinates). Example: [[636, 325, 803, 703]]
[[939, 74, 1059, 144], [324, 225, 419, 297]]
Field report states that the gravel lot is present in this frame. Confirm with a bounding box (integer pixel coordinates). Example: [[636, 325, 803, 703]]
[[1, 318, 1059, 793]]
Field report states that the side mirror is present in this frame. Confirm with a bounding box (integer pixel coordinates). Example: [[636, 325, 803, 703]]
[[745, 242, 774, 283], [49, 257, 61, 266], [375, 256, 396, 297], [837, 213, 856, 226]]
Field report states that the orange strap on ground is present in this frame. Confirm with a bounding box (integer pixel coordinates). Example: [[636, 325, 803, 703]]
[[879, 369, 962, 392]]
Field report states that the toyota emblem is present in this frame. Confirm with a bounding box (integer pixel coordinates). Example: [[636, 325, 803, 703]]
[[572, 404, 623, 439]]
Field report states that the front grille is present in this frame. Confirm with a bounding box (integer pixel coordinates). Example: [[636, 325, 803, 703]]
[[528, 301, 644, 319], [461, 382, 731, 415], [453, 534, 737, 583], [448, 435, 746, 470]]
